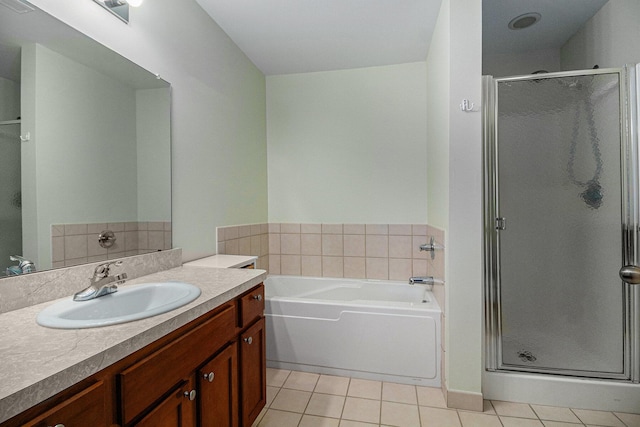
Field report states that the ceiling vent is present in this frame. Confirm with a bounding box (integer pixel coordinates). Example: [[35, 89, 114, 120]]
[[508, 12, 541, 30], [0, 0, 35, 14]]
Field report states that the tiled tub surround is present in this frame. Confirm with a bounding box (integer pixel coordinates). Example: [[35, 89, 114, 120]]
[[0, 261, 266, 423], [51, 221, 172, 268], [216, 222, 445, 292], [0, 249, 182, 314]]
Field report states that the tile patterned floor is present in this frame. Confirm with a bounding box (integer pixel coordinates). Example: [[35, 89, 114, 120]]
[[252, 368, 640, 427]]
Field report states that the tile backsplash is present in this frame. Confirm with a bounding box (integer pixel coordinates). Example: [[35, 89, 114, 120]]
[[51, 222, 172, 268], [216, 222, 444, 285]]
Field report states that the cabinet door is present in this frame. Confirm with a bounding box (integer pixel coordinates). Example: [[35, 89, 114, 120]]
[[21, 381, 106, 427], [198, 342, 238, 427], [239, 318, 266, 427], [133, 378, 196, 427]]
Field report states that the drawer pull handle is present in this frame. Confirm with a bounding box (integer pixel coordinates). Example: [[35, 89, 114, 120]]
[[184, 389, 197, 401], [49, 425, 65, 427], [244, 336, 253, 345], [253, 294, 262, 301], [204, 372, 215, 382]]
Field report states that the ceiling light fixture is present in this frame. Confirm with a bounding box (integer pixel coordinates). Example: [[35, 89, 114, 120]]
[[508, 12, 541, 30]]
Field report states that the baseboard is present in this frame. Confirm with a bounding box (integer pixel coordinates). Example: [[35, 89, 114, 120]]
[[445, 386, 484, 412]]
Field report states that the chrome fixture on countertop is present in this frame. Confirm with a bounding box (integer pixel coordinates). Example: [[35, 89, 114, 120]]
[[73, 261, 128, 301], [6, 255, 36, 275]]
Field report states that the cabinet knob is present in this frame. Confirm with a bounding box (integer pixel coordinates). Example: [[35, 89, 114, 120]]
[[203, 372, 215, 382], [184, 389, 197, 401], [244, 336, 253, 345], [253, 294, 262, 301]]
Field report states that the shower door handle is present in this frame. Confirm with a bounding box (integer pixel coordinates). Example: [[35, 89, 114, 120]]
[[619, 265, 640, 284]]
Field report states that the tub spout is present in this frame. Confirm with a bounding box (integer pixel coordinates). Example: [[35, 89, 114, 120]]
[[409, 276, 435, 285]]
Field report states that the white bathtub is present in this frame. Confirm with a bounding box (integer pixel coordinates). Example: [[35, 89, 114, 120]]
[[265, 275, 442, 386]]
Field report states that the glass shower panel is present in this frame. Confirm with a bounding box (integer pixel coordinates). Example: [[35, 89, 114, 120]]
[[497, 73, 624, 375]]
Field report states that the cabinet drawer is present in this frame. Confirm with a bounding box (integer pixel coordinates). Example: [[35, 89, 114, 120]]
[[22, 381, 106, 427], [118, 304, 236, 425], [238, 284, 264, 328]]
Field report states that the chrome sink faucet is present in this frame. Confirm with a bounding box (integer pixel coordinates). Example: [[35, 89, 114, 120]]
[[409, 276, 435, 285], [73, 261, 128, 301]]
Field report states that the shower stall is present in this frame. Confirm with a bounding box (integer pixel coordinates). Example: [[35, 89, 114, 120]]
[[483, 65, 640, 402]]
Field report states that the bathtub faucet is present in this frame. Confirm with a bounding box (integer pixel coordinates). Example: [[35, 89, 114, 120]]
[[409, 276, 435, 286]]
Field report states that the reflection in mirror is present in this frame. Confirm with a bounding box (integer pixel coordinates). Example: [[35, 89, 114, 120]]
[[92, 0, 129, 24], [0, 1, 171, 277]]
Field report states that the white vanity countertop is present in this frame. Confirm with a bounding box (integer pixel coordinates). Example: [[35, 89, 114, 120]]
[[185, 254, 258, 268], [0, 265, 266, 423]]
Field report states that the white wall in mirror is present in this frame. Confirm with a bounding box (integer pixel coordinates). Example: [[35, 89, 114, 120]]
[[0, 3, 172, 274]]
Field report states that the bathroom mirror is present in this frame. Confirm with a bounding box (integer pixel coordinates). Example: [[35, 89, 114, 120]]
[[0, 2, 171, 276], [92, 0, 130, 23]]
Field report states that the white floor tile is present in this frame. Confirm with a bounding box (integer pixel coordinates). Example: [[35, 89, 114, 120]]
[[491, 400, 537, 419], [284, 370, 320, 392], [300, 414, 341, 427], [342, 397, 381, 424], [270, 388, 312, 413], [316, 374, 351, 396], [615, 412, 640, 427], [500, 416, 544, 427], [420, 406, 462, 427], [458, 411, 503, 427], [572, 409, 625, 427], [306, 393, 346, 418], [382, 382, 418, 404], [266, 368, 290, 387], [257, 409, 302, 427], [531, 405, 581, 423], [380, 401, 421, 427], [348, 378, 382, 400]]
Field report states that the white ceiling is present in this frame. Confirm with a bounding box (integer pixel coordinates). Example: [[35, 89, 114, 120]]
[[195, 0, 443, 76], [197, 0, 611, 76], [482, 0, 609, 55]]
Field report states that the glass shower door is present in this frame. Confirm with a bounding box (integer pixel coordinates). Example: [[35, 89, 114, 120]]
[[486, 69, 633, 379]]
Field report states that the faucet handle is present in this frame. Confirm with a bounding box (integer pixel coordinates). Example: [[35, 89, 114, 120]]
[[93, 260, 123, 278]]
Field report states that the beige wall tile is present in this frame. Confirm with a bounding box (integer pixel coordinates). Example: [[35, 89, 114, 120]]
[[238, 236, 252, 255], [261, 234, 269, 256], [343, 224, 365, 234], [226, 239, 239, 255], [137, 231, 149, 251], [281, 255, 301, 275], [301, 234, 322, 255], [366, 235, 388, 258], [107, 222, 125, 232], [389, 258, 412, 281], [323, 256, 344, 278], [269, 233, 281, 254], [281, 234, 301, 255], [52, 237, 65, 262], [281, 223, 301, 234], [344, 257, 366, 279], [51, 224, 65, 237], [268, 223, 281, 233], [217, 227, 225, 242], [389, 235, 412, 258], [124, 231, 139, 251], [389, 224, 412, 235], [238, 225, 252, 238], [88, 237, 108, 257], [366, 258, 388, 280], [344, 235, 365, 257], [412, 259, 428, 277], [64, 235, 88, 259], [87, 223, 107, 234], [138, 222, 149, 231], [251, 235, 261, 256], [302, 256, 322, 277], [251, 224, 262, 235], [322, 223, 343, 234], [64, 224, 87, 235], [225, 226, 239, 240], [269, 255, 281, 275], [301, 223, 322, 234], [125, 222, 139, 231], [217, 242, 226, 254], [366, 224, 388, 235], [164, 232, 172, 250], [412, 224, 428, 236], [322, 234, 343, 256], [147, 221, 164, 231]]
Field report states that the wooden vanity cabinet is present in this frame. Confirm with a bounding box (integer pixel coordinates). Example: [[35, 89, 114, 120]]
[[1, 283, 265, 427]]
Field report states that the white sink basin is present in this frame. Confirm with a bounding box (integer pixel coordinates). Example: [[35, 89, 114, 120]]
[[36, 281, 201, 329]]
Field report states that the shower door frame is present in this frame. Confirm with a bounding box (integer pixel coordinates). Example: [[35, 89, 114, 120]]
[[483, 66, 640, 382]]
